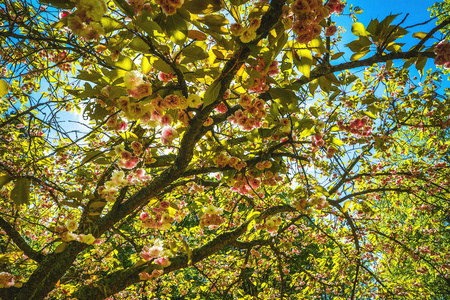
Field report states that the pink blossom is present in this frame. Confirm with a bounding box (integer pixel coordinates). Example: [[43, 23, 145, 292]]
[[0, 272, 14, 288], [158, 72, 173, 82], [140, 212, 149, 221], [161, 127, 179, 145], [154, 257, 171, 267], [160, 114, 173, 126], [59, 10, 70, 19], [324, 25, 337, 37]]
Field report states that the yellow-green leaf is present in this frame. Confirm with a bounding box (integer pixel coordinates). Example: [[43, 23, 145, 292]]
[[166, 14, 188, 45], [203, 80, 222, 108], [297, 49, 312, 78], [0, 80, 9, 97], [142, 56, 151, 74], [0, 174, 12, 188], [351, 22, 368, 37], [54, 242, 68, 254], [412, 32, 427, 39], [342, 201, 351, 213], [10, 178, 31, 206], [331, 137, 344, 146], [350, 50, 370, 61], [363, 111, 377, 119], [415, 56, 427, 77], [198, 14, 229, 27]]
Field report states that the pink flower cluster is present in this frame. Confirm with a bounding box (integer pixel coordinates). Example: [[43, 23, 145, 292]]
[[213, 153, 247, 170], [229, 170, 282, 196], [227, 95, 267, 131], [155, 0, 184, 15], [292, 195, 328, 212], [311, 132, 326, 149], [139, 239, 171, 279], [254, 59, 280, 77], [230, 173, 259, 195], [0, 272, 14, 288], [337, 116, 372, 137], [66, 0, 107, 41], [158, 72, 174, 82], [115, 144, 141, 170], [434, 40, 450, 69], [255, 215, 283, 234], [101, 169, 128, 202], [291, 0, 328, 44], [139, 269, 164, 281], [161, 127, 179, 145], [140, 239, 167, 261], [200, 205, 225, 229], [291, 0, 344, 44], [124, 71, 153, 99], [140, 201, 174, 230], [325, 0, 345, 15], [246, 60, 280, 93], [255, 160, 272, 170], [54, 222, 98, 245], [324, 25, 337, 37], [126, 0, 152, 15]]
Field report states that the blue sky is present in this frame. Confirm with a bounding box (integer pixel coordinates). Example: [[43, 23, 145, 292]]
[[332, 0, 449, 88]]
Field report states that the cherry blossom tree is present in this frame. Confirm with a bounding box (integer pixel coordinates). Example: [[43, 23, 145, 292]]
[[0, 0, 450, 299]]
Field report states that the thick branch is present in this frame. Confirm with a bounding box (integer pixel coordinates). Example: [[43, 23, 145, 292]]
[[0, 216, 44, 262], [72, 205, 296, 299]]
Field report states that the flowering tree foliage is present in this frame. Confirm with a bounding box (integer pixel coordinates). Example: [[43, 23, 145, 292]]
[[1, 0, 450, 299]]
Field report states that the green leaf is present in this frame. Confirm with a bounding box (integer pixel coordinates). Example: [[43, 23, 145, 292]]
[[76, 71, 102, 82], [269, 88, 298, 105], [142, 56, 151, 74], [129, 37, 150, 53], [0, 80, 9, 97], [182, 45, 209, 61], [315, 185, 329, 196], [415, 56, 427, 77], [309, 106, 319, 118], [351, 22, 369, 37], [82, 151, 103, 164], [331, 137, 344, 146], [296, 49, 312, 78], [230, 0, 249, 5], [342, 201, 351, 213], [318, 76, 331, 93], [184, 0, 223, 14], [66, 191, 83, 200], [10, 178, 31, 206], [331, 52, 345, 60], [113, 0, 134, 18], [350, 50, 370, 61], [100, 17, 124, 34], [203, 80, 222, 108], [105, 55, 134, 71], [180, 238, 192, 266], [346, 37, 372, 52], [412, 32, 427, 39], [135, 12, 164, 36], [166, 14, 188, 45], [309, 79, 319, 95], [246, 210, 261, 222], [153, 58, 173, 74], [54, 242, 69, 254], [0, 175, 12, 188], [308, 38, 327, 53], [198, 14, 229, 27], [362, 111, 377, 119]]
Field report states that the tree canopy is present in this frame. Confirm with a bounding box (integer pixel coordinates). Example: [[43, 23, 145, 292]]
[[0, 0, 450, 299]]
